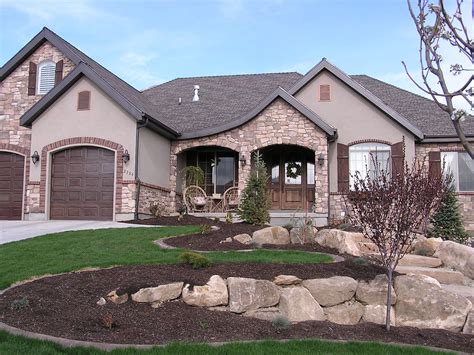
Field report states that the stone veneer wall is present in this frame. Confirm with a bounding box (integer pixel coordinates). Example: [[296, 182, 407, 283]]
[[329, 194, 347, 224], [0, 41, 75, 216], [169, 98, 329, 215]]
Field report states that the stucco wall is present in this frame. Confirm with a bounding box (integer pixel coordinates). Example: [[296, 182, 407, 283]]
[[138, 127, 171, 187], [294, 70, 416, 192]]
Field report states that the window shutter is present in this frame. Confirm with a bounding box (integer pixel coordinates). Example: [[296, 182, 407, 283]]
[[391, 141, 404, 177], [428, 151, 442, 178], [77, 91, 91, 110], [320, 84, 331, 101], [28, 62, 37, 96], [337, 143, 349, 192], [55, 60, 63, 85]]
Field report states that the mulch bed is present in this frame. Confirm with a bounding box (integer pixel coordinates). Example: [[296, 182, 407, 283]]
[[126, 216, 342, 255], [0, 265, 472, 352]]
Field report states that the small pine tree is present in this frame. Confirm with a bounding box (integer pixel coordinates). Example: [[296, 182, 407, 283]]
[[237, 152, 271, 225], [429, 182, 469, 245]]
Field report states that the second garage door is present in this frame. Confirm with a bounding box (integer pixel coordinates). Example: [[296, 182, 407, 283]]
[[50, 146, 114, 220], [0, 152, 24, 220]]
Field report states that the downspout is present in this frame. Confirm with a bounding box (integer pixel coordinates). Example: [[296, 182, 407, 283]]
[[134, 116, 148, 220]]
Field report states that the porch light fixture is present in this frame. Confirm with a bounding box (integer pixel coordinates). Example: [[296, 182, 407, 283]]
[[31, 151, 40, 165], [123, 150, 130, 164], [317, 153, 325, 167], [239, 153, 246, 166]]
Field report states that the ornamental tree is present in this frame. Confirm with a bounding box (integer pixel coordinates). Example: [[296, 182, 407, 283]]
[[346, 152, 448, 331]]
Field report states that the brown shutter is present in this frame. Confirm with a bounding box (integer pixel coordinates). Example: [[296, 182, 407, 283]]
[[77, 91, 91, 110], [28, 62, 37, 96], [391, 141, 404, 177], [428, 151, 442, 178], [337, 143, 349, 192], [55, 60, 63, 85], [320, 85, 331, 101]]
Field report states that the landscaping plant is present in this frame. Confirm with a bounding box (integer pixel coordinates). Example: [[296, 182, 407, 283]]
[[179, 252, 212, 269], [346, 151, 447, 331], [237, 151, 271, 225], [429, 181, 469, 245]]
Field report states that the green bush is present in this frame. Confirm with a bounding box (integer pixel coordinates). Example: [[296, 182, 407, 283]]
[[179, 252, 212, 269], [272, 315, 291, 329], [429, 183, 469, 245], [282, 223, 293, 232], [10, 297, 29, 310], [237, 152, 271, 225], [352, 257, 368, 265], [200, 224, 213, 234]]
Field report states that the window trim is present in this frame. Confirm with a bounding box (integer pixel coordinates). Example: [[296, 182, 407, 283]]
[[36, 60, 56, 95]]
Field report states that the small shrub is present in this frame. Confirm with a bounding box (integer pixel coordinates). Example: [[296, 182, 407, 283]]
[[250, 240, 262, 249], [225, 211, 233, 224], [179, 252, 212, 269], [10, 297, 29, 310], [177, 204, 186, 218], [199, 321, 209, 329], [200, 224, 213, 234], [213, 217, 220, 223], [149, 201, 166, 217], [177, 214, 184, 222], [272, 315, 291, 330], [100, 313, 116, 329], [282, 223, 293, 232], [352, 257, 368, 265]]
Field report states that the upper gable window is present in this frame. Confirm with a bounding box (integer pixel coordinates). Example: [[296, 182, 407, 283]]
[[37, 60, 56, 95], [319, 84, 331, 101]]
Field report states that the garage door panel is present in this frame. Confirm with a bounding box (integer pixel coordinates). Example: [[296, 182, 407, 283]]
[[50, 147, 114, 220], [0, 152, 24, 220]]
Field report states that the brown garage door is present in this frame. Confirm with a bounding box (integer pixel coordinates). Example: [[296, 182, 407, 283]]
[[50, 146, 114, 220], [0, 152, 24, 220]]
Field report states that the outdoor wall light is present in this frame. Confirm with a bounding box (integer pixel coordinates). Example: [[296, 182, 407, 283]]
[[31, 151, 40, 165], [239, 153, 246, 166], [123, 150, 130, 164], [318, 153, 325, 167]]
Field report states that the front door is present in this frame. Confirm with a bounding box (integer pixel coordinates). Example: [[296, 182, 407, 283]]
[[282, 152, 305, 209]]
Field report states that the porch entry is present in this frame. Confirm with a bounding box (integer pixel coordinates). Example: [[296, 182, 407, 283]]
[[261, 145, 315, 211]]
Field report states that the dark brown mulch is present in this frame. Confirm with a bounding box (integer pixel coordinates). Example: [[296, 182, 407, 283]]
[[124, 215, 221, 226], [0, 264, 472, 352]]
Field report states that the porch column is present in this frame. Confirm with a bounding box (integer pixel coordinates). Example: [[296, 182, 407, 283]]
[[168, 152, 178, 211], [314, 144, 329, 214]]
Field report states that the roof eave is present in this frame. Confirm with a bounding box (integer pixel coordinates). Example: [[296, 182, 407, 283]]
[[420, 135, 474, 143]]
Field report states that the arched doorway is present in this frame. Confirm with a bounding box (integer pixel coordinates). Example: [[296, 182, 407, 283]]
[[0, 152, 25, 220], [259, 145, 315, 211]]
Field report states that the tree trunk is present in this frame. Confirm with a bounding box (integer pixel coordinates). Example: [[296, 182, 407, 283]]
[[386, 268, 393, 331]]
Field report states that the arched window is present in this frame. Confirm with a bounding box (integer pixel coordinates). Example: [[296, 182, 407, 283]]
[[36, 61, 56, 95], [349, 143, 391, 186]]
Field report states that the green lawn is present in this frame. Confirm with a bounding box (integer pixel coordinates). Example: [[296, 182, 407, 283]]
[[0, 226, 332, 289], [0, 331, 453, 355]]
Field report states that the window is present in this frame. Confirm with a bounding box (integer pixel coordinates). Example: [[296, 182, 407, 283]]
[[194, 150, 237, 195], [319, 84, 331, 101], [36, 61, 56, 95], [441, 152, 474, 192], [349, 143, 391, 186], [77, 91, 91, 110]]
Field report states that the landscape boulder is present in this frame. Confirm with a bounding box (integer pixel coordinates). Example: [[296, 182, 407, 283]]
[[394, 274, 472, 332], [252, 227, 290, 245], [131, 282, 183, 303], [462, 311, 474, 335], [302, 276, 358, 307], [182, 275, 228, 307], [434, 241, 474, 279], [106, 290, 128, 304], [397, 254, 442, 268], [362, 304, 396, 326], [356, 274, 396, 305], [412, 235, 443, 256], [273, 275, 302, 286], [324, 300, 364, 325], [233, 233, 252, 244], [289, 227, 315, 244], [279, 286, 325, 322], [243, 307, 281, 321], [314, 229, 361, 256], [227, 277, 280, 313]]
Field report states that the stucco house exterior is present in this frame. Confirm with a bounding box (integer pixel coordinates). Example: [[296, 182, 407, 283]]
[[1, 28, 473, 229]]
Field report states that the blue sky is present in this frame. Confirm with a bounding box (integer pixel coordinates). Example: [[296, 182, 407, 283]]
[[0, 0, 469, 103]]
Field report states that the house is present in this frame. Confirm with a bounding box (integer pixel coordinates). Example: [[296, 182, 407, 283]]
[[1, 27, 473, 229]]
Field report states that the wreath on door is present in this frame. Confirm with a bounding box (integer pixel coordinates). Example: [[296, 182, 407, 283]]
[[286, 162, 302, 179]]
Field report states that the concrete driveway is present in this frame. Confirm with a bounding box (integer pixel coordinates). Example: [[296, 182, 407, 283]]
[[0, 220, 156, 245]]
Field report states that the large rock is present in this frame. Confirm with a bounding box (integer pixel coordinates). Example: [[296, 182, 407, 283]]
[[227, 277, 280, 313], [395, 266, 465, 285], [314, 229, 361, 256], [434, 241, 474, 279], [324, 301, 364, 325], [412, 236, 443, 256], [273, 275, 302, 286], [362, 304, 396, 326], [182, 275, 228, 307], [131, 282, 183, 303], [243, 307, 281, 321], [394, 274, 472, 332], [252, 227, 290, 245], [463, 311, 474, 335], [233, 234, 252, 244], [441, 284, 474, 304], [397, 254, 442, 268], [302, 276, 358, 307], [356, 274, 396, 305], [106, 290, 128, 304], [289, 227, 315, 244], [279, 286, 325, 322]]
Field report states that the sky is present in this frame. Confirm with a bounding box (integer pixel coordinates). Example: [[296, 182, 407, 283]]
[[0, 0, 471, 109]]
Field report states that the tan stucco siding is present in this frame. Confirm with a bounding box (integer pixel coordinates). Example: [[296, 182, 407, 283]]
[[138, 127, 171, 187], [294, 71, 416, 192], [29, 77, 137, 181]]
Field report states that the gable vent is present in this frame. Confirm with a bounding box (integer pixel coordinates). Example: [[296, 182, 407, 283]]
[[319, 84, 331, 101], [77, 91, 91, 110], [37, 61, 56, 95]]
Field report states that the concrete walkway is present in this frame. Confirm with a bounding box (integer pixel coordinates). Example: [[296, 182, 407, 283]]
[[0, 220, 156, 245]]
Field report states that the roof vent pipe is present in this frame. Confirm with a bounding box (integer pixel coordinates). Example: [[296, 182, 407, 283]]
[[178, 97, 182, 105], [192, 85, 200, 102]]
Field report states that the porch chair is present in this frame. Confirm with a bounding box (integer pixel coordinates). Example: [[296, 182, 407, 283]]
[[223, 187, 239, 212], [183, 185, 209, 213]]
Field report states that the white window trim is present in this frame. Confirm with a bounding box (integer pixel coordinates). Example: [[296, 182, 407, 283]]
[[36, 60, 56, 95]]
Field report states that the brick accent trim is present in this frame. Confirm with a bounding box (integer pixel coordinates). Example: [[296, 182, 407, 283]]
[[347, 139, 392, 146], [39, 137, 124, 215]]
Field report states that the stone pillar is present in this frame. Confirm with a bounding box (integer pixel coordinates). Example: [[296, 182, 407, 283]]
[[238, 151, 251, 193], [314, 144, 329, 214]]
